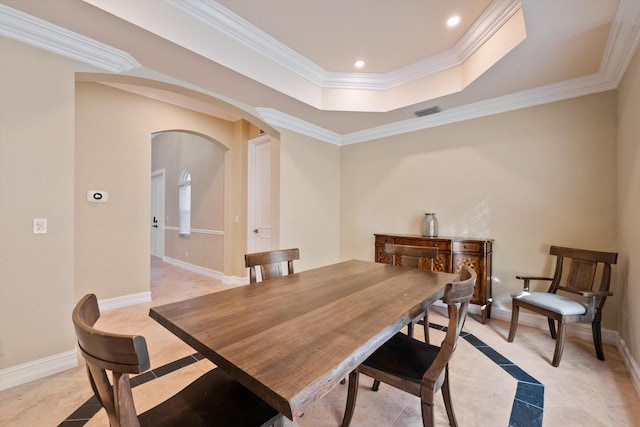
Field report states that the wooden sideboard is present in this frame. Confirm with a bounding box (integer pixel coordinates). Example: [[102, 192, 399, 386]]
[[374, 233, 494, 323]]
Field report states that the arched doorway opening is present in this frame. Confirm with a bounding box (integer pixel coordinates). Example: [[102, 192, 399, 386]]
[[151, 130, 227, 273]]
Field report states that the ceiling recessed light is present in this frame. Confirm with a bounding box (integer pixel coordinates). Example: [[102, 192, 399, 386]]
[[447, 16, 461, 27], [354, 60, 365, 68]]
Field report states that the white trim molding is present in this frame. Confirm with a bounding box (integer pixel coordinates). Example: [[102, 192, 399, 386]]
[[618, 339, 640, 396], [0, 4, 140, 73], [256, 108, 342, 146], [98, 291, 151, 312], [168, 0, 521, 91], [163, 256, 248, 286], [0, 350, 77, 391], [0, 292, 153, 391], [2, 1, 638, 143], [261, 0, 640, 145], [164, 226, 224, 236]]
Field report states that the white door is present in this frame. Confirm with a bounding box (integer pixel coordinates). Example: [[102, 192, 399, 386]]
[[151, 170, 165, 258], [248, 135, 271, 254]]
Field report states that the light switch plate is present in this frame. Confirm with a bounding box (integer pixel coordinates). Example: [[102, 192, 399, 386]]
[[33, 218, 47, 234]]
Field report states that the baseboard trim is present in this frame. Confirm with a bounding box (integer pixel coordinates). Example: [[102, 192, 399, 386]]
[[618, 338, 640, 396], [98, 291, 151, 312], [223, 275, 250, 286], [162, 256, 248, 285], [0, 349, 77, 391], [0, 292, 151, 391]]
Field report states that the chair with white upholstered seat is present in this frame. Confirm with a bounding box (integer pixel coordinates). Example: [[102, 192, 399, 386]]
[[507, 245, 618, 367]]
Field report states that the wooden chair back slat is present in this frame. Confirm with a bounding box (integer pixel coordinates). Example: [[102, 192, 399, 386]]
[[566, 259, 597, 293], [245, 248, 300, 283], [384, 243, 438, 271], [548, 246, 618, 295], [549, 245, 618, 264]]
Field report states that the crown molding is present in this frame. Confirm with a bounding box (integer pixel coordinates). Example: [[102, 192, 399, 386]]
[[453, 0, 522, 61], [340, 72, 615, 146], [258, 71, 616, 146], [163, 0, 526, 111], [167, 0, 326, 84], [264, 0, 639, 146], [256, 108, 342, 146], [0, 4, 140, 73], [384, 0, 522, 89], [168, 0, 521, 91], [2, 0, 636, 146], [601, 0, 640, 86]]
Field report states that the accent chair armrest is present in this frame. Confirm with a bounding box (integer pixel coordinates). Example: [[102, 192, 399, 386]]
[[576, 290, 613, 298], [515, 276, 553, 291]]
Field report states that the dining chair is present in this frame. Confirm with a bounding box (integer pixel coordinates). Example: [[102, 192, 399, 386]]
[[385, 243, 439, 341], [245, 248, 300, 283], [507, 245, 618, 367], [369, 243, 440, 392], [72, 294, 283, 427], [341, 265, 476, 427]]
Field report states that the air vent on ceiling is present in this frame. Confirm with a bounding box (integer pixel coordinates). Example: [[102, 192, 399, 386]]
[[414, 106, 443, 117]]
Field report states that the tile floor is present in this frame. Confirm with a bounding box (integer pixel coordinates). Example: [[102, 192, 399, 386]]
[[1, 258, 639, 426]]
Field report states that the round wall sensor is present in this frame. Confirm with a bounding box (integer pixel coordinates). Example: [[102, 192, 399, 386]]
[[87, 190, 109, 203]]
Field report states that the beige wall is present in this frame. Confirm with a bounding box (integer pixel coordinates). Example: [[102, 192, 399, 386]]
[[152, 131, 226, 271], [617, 46, 640, 364], [1, 33, 637, 386], [279, 130, 342, 271], [340, 92, 619, 327], [75, 82, 236, 299], [0, 37, 76, 369]]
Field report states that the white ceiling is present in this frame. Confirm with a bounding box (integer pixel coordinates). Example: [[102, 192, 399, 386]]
[[1, 0, 639, 145]]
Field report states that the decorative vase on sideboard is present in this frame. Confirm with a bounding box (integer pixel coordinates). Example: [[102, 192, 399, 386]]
[[422, 213, 438, 237]]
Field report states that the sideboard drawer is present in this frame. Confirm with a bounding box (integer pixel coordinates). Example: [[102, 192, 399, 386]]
[[452, 241, 482, 253], [398, 238, 451, 251]]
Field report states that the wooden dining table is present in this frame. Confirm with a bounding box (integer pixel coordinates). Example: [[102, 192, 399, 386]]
[[149, 259, 458, 421]]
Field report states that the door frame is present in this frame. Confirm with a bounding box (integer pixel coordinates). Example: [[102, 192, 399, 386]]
[[151, 168, 165, 258], [247, 134, 272, 254]]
